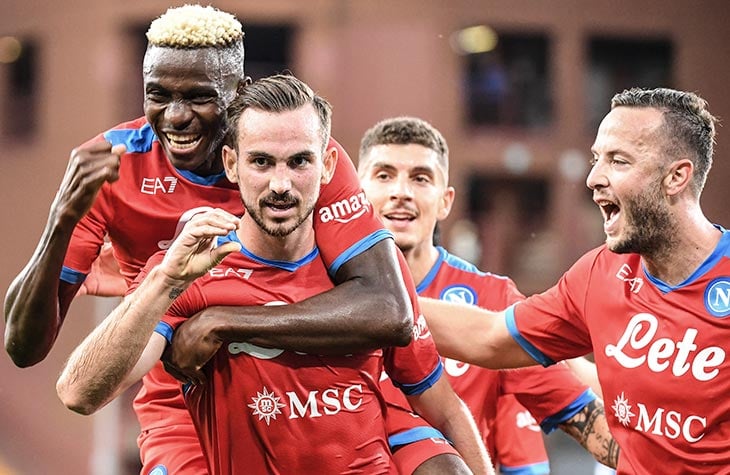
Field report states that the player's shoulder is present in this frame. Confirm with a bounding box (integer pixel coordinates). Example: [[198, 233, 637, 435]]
[[102, 116, 158, 154], [438, 247, 512, 283]]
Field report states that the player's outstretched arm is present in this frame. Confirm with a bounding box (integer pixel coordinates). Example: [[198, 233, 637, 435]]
[[56, 209, 240, 414], [165, 238, 414, 376], [557, 399, 619, 468], [418, 297, 536, 369], [3, 142, 125, 367], [406, 377, 495, 475]]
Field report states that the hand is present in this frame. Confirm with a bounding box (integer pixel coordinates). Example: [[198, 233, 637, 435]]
[[53, 141, 126, 225], [162, 309, 223, 385], [78, 241, 128, 297], [159, 209, 241, 283]]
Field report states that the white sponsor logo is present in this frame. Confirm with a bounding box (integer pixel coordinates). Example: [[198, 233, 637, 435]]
[[318, 192, 370, 224], [515, 410, 540, 432], [158, 206, 215, 250], [248, 384, 364, 424], [443, 358, 470, 377], [412, 313, 432, 341], [209, 267, 253, 279], [615, 263, 643, 293], [605, 313, 725, 382], [611, 392, 706, 443], [141, 176, 178, 194]]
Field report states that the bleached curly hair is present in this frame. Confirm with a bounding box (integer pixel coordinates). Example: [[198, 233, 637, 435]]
[[146, 4, 243, 48]]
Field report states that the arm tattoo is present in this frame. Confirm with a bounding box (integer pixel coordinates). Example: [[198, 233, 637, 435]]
[[169, 287, 184, 300], [559, 399, 620, 468]]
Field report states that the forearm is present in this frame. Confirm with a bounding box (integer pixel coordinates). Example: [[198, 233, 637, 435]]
[[4, 211, 79, 367], [56, 266, 185, 415], [558, 399, 619, 468], [407, 380, 493, 475]]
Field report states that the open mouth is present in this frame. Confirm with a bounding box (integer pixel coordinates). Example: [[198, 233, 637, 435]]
[[383, 210, 417, 223], [597, 200, 620, 230], [165, 132, 202, 151]]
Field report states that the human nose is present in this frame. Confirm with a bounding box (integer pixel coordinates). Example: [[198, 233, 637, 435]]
[[586, 159, 607, 190], [269, 165, 292, 194], [165, 100, 193, 129], [390, 175, 414, 199]]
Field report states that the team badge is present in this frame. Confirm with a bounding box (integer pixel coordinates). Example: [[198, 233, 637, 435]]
[[704, 278, 730, 317], [148, 466, 168, 475], [439, 285, 477, 305]]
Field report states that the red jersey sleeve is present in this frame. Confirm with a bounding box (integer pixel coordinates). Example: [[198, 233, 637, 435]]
[[507, 248, 599, 365], [314, 138, 391, 274], [384, 251, 443, 394]]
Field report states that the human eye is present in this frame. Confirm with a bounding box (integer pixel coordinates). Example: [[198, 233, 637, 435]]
[[414, 174, 432, 184], [290, 154, 313, 169], [145, 88, 169, 104]]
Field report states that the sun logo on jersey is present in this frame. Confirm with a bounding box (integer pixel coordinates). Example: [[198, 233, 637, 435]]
[[248, 387, 286, 426], [611, 392, 635, 427]]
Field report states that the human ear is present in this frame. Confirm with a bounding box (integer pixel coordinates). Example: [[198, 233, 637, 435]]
[[321, 146, 338, 185], [222, 145, 239, 183], [664, 159, 693, 196], [437, 186, 456, 221]]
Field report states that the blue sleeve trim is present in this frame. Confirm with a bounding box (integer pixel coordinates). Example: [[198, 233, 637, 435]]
[[60, 266, 87, 284], [388, 426, 448, 449], [103, 123, 156, 153], [327, 229, 393, 276], [505, 304, 555, 367], [500, 461, 551, 475], [539, 388, 597, 434], [155, 321, 175, 344], [391, 360, 444, 396]]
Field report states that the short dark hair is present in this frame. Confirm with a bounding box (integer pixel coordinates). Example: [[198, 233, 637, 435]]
[[611, 87, 718, 195], [359, 116, 449, 178], [226, 74, 332, 152]]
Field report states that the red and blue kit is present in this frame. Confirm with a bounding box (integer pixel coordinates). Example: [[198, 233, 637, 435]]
[[383, 247, 596, 475], [61, 117, 390, 473], [144, 231, 441, 475], [507, 229, 730, 474]]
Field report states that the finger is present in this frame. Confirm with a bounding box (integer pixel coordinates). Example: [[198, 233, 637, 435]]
[[210, 241, 242, 264]]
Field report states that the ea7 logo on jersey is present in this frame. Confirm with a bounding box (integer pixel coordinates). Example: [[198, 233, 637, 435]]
[[209, 267, 253, 279], [615, 263, 643, 293], [440, 285, 477, 306], [704, 278, 730, 317], [611, 392, 706, 443], [141, 177, 178, 194], [318, 192, 370, 224]]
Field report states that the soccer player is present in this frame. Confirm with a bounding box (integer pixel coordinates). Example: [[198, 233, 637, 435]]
[[357, 116, 618, 472], [57, 74, 492, 475], [3, 5, 420, 474], [419, 87, 727, 474]]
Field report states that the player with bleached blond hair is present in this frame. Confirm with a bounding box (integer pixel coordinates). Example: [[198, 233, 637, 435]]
[[3, 4, 463, 474]]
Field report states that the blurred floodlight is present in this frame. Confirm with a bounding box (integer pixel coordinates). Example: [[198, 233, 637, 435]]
[[450, 25, 498, 55], [0, 36, 22, 63]]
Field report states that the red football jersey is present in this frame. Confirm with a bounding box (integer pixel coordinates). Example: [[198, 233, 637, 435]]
[[60, 118, 390, 445], [140, 232, 439, 474], [383, 247, 594, 474], [508, 232, 730, 474]]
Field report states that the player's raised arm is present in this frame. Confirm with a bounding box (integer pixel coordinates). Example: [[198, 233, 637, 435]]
[[3, 142, 125, 367], [419, 297, 536, 369], [56, 209, 240, 414]]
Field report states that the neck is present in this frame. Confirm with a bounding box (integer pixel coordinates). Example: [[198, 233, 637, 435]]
[[401, 243, 440, 286], [237, 216, 315, 262], [641, 210, 721, 286]]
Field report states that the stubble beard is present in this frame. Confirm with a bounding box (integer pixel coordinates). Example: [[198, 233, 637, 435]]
[[244, 199, 315, 238], [608, 184, 676, 257]]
